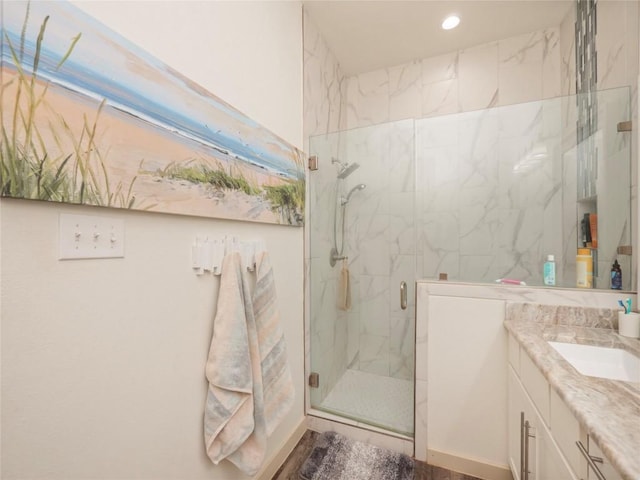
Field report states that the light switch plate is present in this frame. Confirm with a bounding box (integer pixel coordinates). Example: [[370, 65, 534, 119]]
[[59, 213, 125, 260]]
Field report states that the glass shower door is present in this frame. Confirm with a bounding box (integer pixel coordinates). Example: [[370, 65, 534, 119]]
[[307, 119, 416, 437]]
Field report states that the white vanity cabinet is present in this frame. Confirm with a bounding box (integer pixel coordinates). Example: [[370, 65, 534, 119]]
[[507, 333, 623, 480]]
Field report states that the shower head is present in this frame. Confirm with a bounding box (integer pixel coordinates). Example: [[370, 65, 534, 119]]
[[337, 162, 360, 179], [332, 157, 361, 179], [342, 183, 366, 205]]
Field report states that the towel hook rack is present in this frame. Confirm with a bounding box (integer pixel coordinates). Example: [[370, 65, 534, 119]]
[[192, 236, 266, 275]]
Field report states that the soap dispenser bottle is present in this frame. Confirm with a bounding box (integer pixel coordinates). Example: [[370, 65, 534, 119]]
[[611, 260, 622, 290], [543, 254, 556, 286]]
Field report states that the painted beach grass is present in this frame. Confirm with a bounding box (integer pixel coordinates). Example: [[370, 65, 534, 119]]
[[0, 1, 305, 225]]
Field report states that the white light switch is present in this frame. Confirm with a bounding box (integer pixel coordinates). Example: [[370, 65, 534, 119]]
[[59, 213, 125, 260]]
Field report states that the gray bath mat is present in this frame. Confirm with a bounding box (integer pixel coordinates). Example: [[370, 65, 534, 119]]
[[299, 431, 414, 480]]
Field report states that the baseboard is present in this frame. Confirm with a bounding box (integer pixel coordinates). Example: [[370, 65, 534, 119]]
[[427, 449, 513, 480], [257, 418, 307, 480]]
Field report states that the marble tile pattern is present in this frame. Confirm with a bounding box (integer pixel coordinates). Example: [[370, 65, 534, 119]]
[[415, 96, 565, 286], [506, 301, 619, 329], [302, 11, 346, 146], [559, 6, 578, 156], [306, 121, 417, 408], [505, 302, 640, 480], [345, 27, 561, 130], [339, 6, 637, 289], [304, 119, 417, 384]]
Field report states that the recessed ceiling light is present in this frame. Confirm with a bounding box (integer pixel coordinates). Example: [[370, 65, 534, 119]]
[[442, 15, 460, 30]]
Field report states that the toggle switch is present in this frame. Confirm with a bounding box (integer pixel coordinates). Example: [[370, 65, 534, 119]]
[[59, 213, 125, 260]]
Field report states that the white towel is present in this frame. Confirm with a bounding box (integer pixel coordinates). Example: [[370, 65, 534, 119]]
[[204, 250, 293, 475], [338, 259, 351, 311]]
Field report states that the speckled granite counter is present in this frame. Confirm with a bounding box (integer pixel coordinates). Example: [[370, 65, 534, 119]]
[[504, 303, 640, 480]]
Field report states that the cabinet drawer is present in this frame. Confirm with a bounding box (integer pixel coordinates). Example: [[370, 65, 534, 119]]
[[520, 350, 550, 425], [508, 333, 520, 373]]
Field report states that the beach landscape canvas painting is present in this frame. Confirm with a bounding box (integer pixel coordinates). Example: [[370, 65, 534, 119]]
[[0, 1, 305, 226]]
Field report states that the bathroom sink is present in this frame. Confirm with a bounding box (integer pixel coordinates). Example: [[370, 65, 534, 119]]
[[548, 341, 640, 383]]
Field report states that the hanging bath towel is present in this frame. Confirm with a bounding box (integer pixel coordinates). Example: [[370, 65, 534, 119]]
[[204, 252, 266, 475], [253, 251, 294, 436], [204, 250, 294, 475]]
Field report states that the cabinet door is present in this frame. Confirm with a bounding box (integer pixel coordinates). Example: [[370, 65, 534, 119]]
[[536, 417, 578, 480], [509, 366, 577, 480], [427, 296, 507, 466], [508, 367, 523, 480]]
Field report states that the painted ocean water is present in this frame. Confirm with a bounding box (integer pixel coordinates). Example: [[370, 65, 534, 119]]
[[1, 0, 304, 225], [2, 1, 302, 180]]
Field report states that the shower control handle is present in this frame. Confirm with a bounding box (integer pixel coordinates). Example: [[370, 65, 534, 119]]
[[400, 281, 407, 310]]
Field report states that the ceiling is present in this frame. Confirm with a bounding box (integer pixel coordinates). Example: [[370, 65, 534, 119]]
[[303, 1, 574, 76]]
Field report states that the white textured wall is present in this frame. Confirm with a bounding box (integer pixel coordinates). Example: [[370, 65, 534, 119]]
[[0, 2, 304, 479]]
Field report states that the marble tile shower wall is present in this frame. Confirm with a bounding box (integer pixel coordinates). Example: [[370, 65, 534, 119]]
[[415, 98, 564, 284], [341, 120, 416, 380], [303, 13, 347, 148], [342, 4, 638, 290], [345, 27, 561, 130], [596, 1, 639, 291], [304, 11, 348, 405], [559, 2, 638, 292], [339, 27, 565, 363]]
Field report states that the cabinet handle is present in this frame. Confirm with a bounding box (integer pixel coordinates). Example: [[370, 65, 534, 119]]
[[520, 412, 525, 480], [576, 441, 606, 480], [400, 281, 407, 310], [524, 420, 535, 480]]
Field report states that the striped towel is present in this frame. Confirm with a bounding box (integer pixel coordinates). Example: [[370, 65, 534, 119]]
[[204, 250, 294, 475], [253, 251, 294, 436]]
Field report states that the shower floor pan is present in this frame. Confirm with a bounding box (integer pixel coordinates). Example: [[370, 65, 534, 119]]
[[317, 369, 414, 436]]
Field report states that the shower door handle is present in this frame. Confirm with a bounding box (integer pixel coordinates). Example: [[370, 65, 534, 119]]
[[400, 281, 407, 310]]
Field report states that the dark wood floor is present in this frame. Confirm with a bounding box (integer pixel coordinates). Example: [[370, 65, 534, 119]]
[[271, 430, 482, 480]]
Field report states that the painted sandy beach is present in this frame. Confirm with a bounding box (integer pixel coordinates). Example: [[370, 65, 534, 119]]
[[1, 1, 305, 225]]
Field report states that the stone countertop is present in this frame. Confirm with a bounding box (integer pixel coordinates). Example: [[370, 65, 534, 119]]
[[504, 306, 640, 480]]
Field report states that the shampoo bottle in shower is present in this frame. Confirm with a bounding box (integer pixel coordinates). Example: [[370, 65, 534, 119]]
[[543, 254, 556, 286], [576, 248, 593, 288]]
